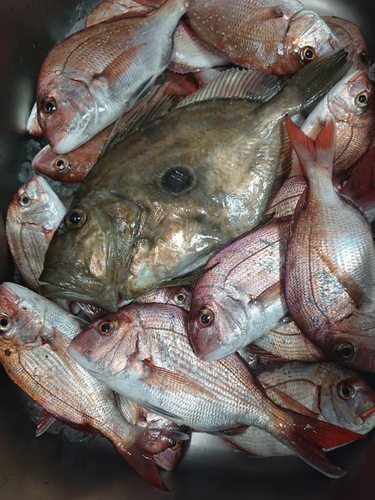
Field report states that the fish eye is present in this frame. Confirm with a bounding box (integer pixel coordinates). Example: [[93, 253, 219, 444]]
[[198, 309, 214, 327], [300, 46, 316, 63], [359, 51, 369, 66], [170, 440, 180, 452], [355, 91, 370, 108], [18, 192, 30, 206], [65, 208, 86, 229], [335, 342, 355, 361], [41, 96, 57, 114], [0, 316, 12, 333], [159, 166, 195, 195], [54, 156, 71, 173], [174, 292, 187, 305], [97, 320, 115, 336], [337, 382, 355, 400]]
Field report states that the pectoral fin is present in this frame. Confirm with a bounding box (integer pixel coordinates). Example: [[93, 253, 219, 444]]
[[317, 249, 368, 308]]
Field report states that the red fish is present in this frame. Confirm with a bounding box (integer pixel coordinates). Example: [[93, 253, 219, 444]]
[[36, 0, 191, 154], [185, 0, 340, 75], [284, 116, 375, 373]]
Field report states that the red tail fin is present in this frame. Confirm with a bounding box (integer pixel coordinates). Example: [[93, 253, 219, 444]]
[[285, 116, 336, 178], [274, 410, 364, 478], [114, 427, 189, 489]]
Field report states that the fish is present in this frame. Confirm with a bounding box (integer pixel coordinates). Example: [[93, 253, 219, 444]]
[[224, 361, 375, 457], [32, 73, 199, 183], [6, 175, 66, 291], [185, 0, 340, 75], [188, 216, 291, 362], [39, 49, 350, 311], [284, 116, 375, 373], [36, 0, 191, 154], [323, 16, 371, 71], [289, 69, 375, 183], [68, 302, 364, 479], [0, 282, 188, 489]]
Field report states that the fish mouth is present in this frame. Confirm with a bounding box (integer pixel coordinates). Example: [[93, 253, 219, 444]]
[[39, 267, 118, 312]]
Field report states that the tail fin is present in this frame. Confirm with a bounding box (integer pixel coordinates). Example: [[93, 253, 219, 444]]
[[271, 409, 364, 478], [113, 426, 189, 490], [289, 48, 350, 110], [285, 115, 336, 178]]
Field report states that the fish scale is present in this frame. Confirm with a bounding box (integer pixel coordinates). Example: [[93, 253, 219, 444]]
[[36, 0, 191, 154], [69, 302, 366, 478]]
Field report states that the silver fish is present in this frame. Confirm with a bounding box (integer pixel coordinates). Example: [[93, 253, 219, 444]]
[[68, 302, 363, 479], [225, 361, 375, 457], [0, 282, 188, 489]]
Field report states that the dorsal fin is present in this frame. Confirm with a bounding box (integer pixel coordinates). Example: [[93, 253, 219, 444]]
[[99, 94, 174, 157], [176, 68, 284, 108]]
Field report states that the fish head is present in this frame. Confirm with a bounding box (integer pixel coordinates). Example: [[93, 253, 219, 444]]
[[328, 332, 375, 373], [328, 70, 373, 122], [68, 308, 140, 382], [36, 72, 99, 154], [136, 285, 192, 311], [285, 10, 340, 74], [32, 146, 74, 182], [188, 288, 247, 361], [7, 175, 63, 228], [39, 196, 139, 311], [0, 282, 49, 352], [32, 142, 98, 183], [323, 16, 371, 71], [319, 365, 375, 434]]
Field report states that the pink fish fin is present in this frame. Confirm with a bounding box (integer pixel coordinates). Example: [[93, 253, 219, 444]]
[[316, 248, 367, 308], [276, 409, 365, 478], [285, 115, 336, 180], [176, 68, 282, 108], [240, 343, 290, 365], [168, 61, 202, 74], [35, 409, 57, 437], [247, 281, 286, 312], [155, 72, 199, 104], [93, 43, 148, 87], [265, 386, 319, 419], [340, 145, 375, 212], [133, 0, 164, 6], [143, 358, 216, 400], [114, 439, 168, 490]]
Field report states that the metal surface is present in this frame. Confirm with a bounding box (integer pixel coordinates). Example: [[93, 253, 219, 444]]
[[1, 1, 375, 499]]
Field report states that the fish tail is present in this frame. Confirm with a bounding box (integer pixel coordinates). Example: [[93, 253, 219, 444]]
[[290, 48, 350, 110], [113, 425, 189, 490], [285, 115, 336, 178], [270, 409, 364, 478]]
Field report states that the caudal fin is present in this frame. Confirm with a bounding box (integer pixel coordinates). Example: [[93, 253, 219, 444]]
[[272, 409, 364, 478], [114, 426, 189, 489], [285, 115, 336, 179]]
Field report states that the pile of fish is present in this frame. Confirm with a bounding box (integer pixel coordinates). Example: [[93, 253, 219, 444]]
[[2, 0, 375, 491]]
